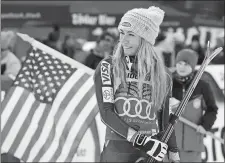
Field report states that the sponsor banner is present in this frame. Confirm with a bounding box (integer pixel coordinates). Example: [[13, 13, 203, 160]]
[[1, 4, 71, 27], [71, 13, 192, 28], [72, 13, 119, 27]]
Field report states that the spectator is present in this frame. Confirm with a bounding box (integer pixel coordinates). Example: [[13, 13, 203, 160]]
[[84, 31, 116, 69], [43, 24, 62, 51], [1, 31, 21, 81], [211, 34, 224, 64], [62, 35, 76, 59], [73, 39, 89, 64], [173, 28, 186, 58], [154, 32, 175, 67], [187, 35, 205, 65], [171, 49, 218, 162]]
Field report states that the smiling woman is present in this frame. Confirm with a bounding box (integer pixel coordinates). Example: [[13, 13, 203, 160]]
[[93, 5, 180, 163]]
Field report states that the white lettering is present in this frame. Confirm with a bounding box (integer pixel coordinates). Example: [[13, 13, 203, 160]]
[[1, 12, 41, 19], [72, 13, 98, 25], [101, 61, 111, 85], [98, 14, 116, 26]]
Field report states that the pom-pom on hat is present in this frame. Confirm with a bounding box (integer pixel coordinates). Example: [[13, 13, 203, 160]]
[[118, 6, 165, 45]]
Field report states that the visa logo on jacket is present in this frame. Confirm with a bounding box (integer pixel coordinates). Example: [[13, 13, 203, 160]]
[[101, 61, 111, 85]]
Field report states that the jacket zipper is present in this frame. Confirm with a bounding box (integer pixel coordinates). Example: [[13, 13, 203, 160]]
[[182, 85, 185, 149]]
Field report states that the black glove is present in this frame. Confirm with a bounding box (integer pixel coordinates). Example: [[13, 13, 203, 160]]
[[132, 133, 168, 162]]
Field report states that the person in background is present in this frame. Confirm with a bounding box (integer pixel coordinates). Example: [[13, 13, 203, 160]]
[[154, 31, 176, 68], [43, 24, 62, 52], [211, 33, 224, 64], [171, 49, 218, 162], [187, 35, 205, 65], [62, 35, 76, 59], [1, 31, 21, 82], [173, 28, 186, 58], [94, 6, 180, 162], [84, 31, 116, 69], [73, 39, 89, 64]]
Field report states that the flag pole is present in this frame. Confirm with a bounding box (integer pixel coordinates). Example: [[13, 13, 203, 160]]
[[170, 107, 224, 144], [178, 116, 224, 144], [16, 33, 94, 75]]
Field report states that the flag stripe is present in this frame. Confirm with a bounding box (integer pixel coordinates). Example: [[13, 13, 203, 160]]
[[52, 73, 90, 125], [33, 73, 90, 162], [39, 76, 94, 162], [14, 103, 46, 159], [21, 104, 50, 161], [2, 93, 35, 152], [8, 100, 40, 154], [89, 115, 101, 162], [57, 94, 97, 162], [26, 69, 86, 162], [1, 87, 24, 128], [69, 105, 99, 162], [0, 87, 17, 115], [1, 89, 30, 145], [50, 86, 95, 162]]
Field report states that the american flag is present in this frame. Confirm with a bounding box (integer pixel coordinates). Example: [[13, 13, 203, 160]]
[[1, 47, 99, 162]]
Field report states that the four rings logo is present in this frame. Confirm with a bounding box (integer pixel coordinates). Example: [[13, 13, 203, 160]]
[[114, 97, 156, 121]]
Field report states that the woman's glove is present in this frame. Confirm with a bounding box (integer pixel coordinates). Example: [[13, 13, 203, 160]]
[[132, 133, 168, 161]]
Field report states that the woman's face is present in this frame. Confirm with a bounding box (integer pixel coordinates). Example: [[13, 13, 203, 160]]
[[176, 61, 192, 77], [119, 29, 141, 56]]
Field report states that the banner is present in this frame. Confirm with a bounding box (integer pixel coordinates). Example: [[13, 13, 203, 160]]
[[1, 4, 71, 27]]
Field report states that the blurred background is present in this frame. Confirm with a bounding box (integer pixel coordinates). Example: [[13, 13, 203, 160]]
[[1, 0, 224, 65], [1, 1, 224, 162]]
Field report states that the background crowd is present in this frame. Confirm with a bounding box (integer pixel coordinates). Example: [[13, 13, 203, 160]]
[[1, 24, 224, 81], [1, 1, 224, 162]]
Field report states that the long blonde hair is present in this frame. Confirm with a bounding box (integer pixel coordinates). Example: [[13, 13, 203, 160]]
[[112, 39, 169, 110]]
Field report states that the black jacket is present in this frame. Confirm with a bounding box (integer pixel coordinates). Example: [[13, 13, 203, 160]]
[[172, 71, 218, 130], [85, 49, 104, 69]]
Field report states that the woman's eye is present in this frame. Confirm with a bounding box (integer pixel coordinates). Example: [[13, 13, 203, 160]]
[[129, 33, 134, 36]]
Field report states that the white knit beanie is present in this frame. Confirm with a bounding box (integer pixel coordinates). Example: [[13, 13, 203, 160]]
[[118, 6, 165, 45]]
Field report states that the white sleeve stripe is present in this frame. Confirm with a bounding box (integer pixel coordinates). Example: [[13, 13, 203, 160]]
[[147, 142, 158, 155]]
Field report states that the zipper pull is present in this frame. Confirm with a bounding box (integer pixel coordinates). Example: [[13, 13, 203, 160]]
[[125, 56, 133, 71], [182, 86, 185, 98]]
